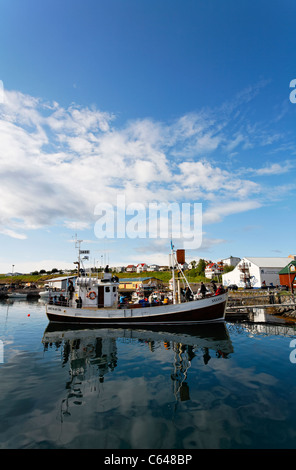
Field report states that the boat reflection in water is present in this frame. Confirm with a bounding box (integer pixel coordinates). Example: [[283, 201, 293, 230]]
[[42, 323, 233, 417]]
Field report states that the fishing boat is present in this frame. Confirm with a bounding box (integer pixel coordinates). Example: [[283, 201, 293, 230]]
[[45, 242, 228, 325], [7, 292, 28, 299], [39, 289, 51, 299]]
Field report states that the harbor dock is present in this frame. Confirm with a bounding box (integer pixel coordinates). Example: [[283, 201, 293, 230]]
[[225, 291, 296, 320]]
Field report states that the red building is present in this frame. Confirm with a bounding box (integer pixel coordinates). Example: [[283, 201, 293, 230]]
[[279, 261, 296, 290]]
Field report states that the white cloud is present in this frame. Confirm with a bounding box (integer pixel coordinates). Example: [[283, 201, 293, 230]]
[[0, 87, 290, 242], [178, 160, 260, 199], [203, 200, 262, 224], [0, 228, 27, 239], [63, 220, 91, 230], [255, 161, 294, 175]]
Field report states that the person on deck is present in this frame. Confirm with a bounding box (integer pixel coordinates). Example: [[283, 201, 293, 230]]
[[215, 285, 225, 295], [68, 280, 75, 300], [200, 282, 207, 298], [185, 286, 193, 301], [211, 280, 217, 293]]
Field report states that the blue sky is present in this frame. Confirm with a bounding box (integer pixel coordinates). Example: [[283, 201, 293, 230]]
[[0, 0, 296, 272]]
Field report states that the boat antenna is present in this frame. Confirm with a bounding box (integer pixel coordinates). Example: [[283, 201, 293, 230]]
[[171, 240, 177, 304], [74, 234, 83, 275]]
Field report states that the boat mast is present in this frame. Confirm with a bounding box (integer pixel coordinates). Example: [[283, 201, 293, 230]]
[[170, 243, 194, 302], [74, 234, 83, 276], [176, 261, 193, 295], [171, 241, 177, 304]]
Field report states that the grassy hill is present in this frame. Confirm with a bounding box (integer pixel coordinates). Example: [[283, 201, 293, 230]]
[[0, 269, 210, 285], [116, 270, 208, 283], [0, 273, 64, 285]]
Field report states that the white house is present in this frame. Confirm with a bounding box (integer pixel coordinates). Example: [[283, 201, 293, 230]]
[[205, 262, 224, 279], [126, 265, 136, 273], [113, 266, 125, 273], [147, 264, 160, 271], [222, 257, 291, 288], [221, 256, 241, 267], [180, 262, 189, 270], [137, 263, 148, 273], [159, 266, 169, 271]]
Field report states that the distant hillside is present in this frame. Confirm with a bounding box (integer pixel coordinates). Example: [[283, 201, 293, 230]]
[[0, 273, 64, 284], [0, 269, 209, 285], [116, 270, 208, 283]]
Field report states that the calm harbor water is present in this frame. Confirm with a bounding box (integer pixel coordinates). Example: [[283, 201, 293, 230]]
[[1, 299, 296, 449]]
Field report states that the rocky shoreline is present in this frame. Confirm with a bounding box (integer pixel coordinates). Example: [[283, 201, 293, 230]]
[[276, 305, 296, 320]]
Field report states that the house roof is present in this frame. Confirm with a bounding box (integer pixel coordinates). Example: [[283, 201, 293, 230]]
[[278, 261, 296, 275], [206, 263, 215, 267], [244, 257, 291, 268], [48, 275, 77, 282]]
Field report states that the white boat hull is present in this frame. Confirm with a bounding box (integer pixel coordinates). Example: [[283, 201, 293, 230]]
[[8, 293, 27, 299], [39, 291, 50, 298], [46, 293, 227, 325]]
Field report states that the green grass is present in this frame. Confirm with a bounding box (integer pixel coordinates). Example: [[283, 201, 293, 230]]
[[116, 270, 209, 283], [0, 273, 63, 284], [0, 269, 210, 285]]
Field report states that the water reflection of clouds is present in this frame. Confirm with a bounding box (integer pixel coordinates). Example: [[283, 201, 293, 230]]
[[179, 359, 289, 448], [0, 351, 67, 448], [3, 322, 295, 449], [36, 326, 234, 447]]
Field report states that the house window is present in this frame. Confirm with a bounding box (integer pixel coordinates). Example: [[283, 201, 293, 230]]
[[105, 287, 110, 293]]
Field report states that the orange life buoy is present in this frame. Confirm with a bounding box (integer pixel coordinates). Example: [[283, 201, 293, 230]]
[[88, 291, 96, 300]]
